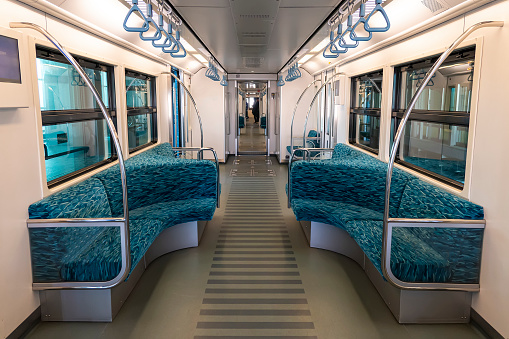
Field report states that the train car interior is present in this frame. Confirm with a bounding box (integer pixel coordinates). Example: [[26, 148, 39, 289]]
[[1, 0, 509, 338]]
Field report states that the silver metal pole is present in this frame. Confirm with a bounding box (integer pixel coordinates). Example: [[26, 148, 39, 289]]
[[382, 21, 503, 290], [163, 72, 204, 148], [289, 80, 320, 158], [11, 22, 131, 288]]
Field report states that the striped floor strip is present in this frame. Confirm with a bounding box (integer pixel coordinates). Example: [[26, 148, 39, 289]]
[[194, 177, 317, 339]]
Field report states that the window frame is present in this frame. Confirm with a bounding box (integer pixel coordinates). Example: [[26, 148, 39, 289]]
[[349, 70, 384, 155], [391, 46, 476, 190], [125, 69, 158, 153], [36, 46, 117, 188]]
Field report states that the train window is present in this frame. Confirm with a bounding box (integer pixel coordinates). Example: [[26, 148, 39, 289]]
[[349, 70, 383, 154], [36, 47, 116, 187], [125, 70, 157, 153], [392, 47, 475, 189]]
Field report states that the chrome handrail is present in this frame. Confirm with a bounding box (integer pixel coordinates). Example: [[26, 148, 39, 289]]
[[163, 72, 204, 147], [11, 22, 131, 290], [172, 147, 220, 207], [382, 21, 503, 291], [287, 147, 334, 208], [289, 79, 321, 157], [302, 73, 342, 151]]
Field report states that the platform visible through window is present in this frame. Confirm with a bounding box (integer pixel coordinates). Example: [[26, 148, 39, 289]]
[[36, 47, 116, 187], [125, 71, 157, 152], [392, 47, 475, 188]]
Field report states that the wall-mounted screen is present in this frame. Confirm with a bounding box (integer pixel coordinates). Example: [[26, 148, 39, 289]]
[[0, 35, 21, 84]]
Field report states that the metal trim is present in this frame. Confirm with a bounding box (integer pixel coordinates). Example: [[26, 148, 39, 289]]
[[382, 21, 503, 291], [12, 22, 131, 290]]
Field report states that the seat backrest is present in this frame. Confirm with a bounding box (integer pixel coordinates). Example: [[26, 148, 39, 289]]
[[135, 143, 176, 158], [29, 178, 112, 219], [397, 179, 484, 220]]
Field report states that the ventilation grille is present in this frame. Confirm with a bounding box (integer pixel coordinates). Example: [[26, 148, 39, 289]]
[[243, 57, 264, 68], [240, 14, 270, 20], [421, 0, 447, 13], [242, 32, 267, 38]]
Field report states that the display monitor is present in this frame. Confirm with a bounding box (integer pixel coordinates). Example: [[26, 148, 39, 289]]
[[0, 35, 21, 84]]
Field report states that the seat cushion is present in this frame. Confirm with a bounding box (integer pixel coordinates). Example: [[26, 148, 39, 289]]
[[129, 198, 217, 226], [346, 220, 451, 283], [60, 218, 164, 282], [28, 177, 112, 219], [291, 199, 383, 229]]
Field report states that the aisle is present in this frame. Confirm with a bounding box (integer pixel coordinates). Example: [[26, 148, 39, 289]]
[[25, 156, 486, 339]]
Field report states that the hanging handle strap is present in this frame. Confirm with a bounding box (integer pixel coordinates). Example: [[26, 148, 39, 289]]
[[123, 0, 149, 32], [351, 2, 372, 42], [365, 0, 390, 33]]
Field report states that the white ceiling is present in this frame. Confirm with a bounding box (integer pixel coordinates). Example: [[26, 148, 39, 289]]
[[170, 0, 342, 73]]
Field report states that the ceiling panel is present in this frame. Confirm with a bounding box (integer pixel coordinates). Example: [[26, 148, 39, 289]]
[[170, 0, 341, 73]]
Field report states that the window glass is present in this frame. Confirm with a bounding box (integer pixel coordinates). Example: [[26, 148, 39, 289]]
[[392, 47, 475, 188], [349, 70, 383, 154], [125, 71, 157, 152], [36, 48, 116, 187], [43, 121, 112, 182], [125, 75, 152, 108], [37, 58, 109, 111]]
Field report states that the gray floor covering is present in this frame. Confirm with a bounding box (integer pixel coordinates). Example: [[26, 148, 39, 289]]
[[238, 117, 266, 154], [25, 156, 487, 339]]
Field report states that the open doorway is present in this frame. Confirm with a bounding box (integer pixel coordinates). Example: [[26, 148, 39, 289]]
[[238, 81, 268, 155]]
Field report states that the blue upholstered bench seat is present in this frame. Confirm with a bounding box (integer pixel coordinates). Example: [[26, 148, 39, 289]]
[[28, 143, 218, 283], [286, 130, 320, 157], [289, 143, 484, 284]]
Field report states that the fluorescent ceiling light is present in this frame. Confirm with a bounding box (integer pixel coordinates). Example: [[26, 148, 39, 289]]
[[299, 54, 315, 65], [180, 38, 196, 52], [192, 53, 207, 63], [311, 38, 330, 53]]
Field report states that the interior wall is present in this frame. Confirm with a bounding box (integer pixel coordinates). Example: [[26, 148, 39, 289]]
[[190, 68, 226, 161], [0, 0, 174, 336], [315, 2, 509, 336]]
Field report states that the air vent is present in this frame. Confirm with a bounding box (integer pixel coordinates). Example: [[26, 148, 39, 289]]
[[421, 0, 449, 13], [242, 32, 267, 38], [243, 57, 264, 68], [240, 14, 270, 20]]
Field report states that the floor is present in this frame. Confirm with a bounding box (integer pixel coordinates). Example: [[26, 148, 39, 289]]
[[238, 113, 266, 154], [25, 156, 487, 339]]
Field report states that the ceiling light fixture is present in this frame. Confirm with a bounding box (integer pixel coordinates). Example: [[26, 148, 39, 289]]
[[180, 38, 196, 52], [311, 38, 330, 53], [298, 54, 315, 65]]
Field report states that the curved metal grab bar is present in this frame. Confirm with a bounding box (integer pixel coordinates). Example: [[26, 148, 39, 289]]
[[382, 21, 503, 291], [289, 79, 321, 162], [11, 22, 131, 290], [163, 72, 204, 147]]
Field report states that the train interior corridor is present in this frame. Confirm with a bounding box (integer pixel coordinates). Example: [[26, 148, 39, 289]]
[[24, 156, 486, 339]]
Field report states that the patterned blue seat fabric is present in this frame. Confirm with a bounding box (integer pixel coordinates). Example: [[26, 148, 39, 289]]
[[289, 143, 484, 284], [28, 143, 218, 283]]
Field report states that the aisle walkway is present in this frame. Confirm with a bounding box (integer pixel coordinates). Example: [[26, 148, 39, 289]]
[[25, 156, 486, 338]]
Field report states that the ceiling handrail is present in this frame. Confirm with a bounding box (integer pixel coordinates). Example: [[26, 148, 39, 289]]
[[123, 0, 149, 33]]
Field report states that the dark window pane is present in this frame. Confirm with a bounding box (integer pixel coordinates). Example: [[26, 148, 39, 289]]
[[355, 114, 380, 150], [128, 113, 155, 151]]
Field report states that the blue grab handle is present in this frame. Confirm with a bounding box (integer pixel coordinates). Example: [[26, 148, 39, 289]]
[[139, 5, 163, 41], [152, 15, 174, 48], [338, 16, 359, 48], [123, 0, 149, 32], [351, 4, 372, 42], [161, 22, 179, 53], [170, 31, 187, 58], [365, 0, 391, 33]]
